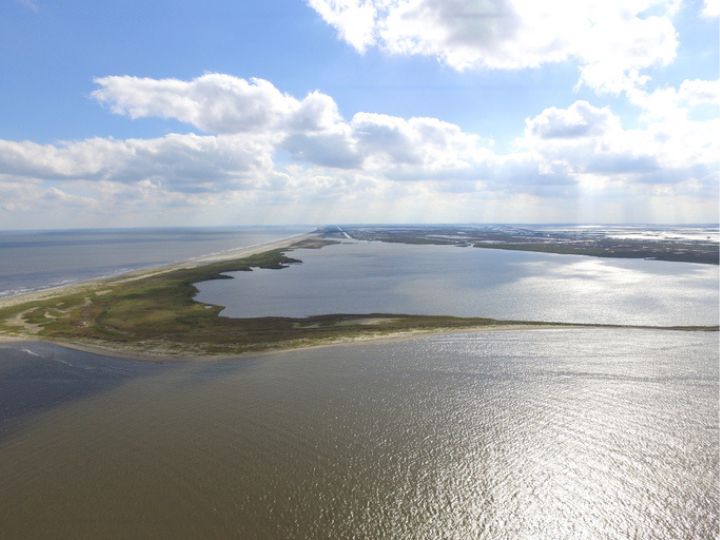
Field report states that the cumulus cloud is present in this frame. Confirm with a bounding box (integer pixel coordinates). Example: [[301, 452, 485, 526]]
[[16, 74, 720, 196], [307, 0, 680, 93], [1, 73, 717, 225], [307, 0, 378, 52], [525, 101, 617, 139], [91, 74, 497, 178], [702, 0, 720, 17], [12, 75, 720, 193], [521, 97, 719, 190], [93, 74, 301, 134], [282, 129, 360, 169], [0, 133, 276, 192], [675, 79, 720, 107]]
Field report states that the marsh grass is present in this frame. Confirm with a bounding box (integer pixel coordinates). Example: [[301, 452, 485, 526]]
[[0, 240, 715, 357]]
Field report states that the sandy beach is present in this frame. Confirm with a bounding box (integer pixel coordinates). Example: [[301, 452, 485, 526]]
[[0, 231, 315, 311], [0, 323, 577, 362]]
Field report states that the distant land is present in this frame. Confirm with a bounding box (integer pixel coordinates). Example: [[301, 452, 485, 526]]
[[0, 229, 716, 359], [321, 225, 720, 265]]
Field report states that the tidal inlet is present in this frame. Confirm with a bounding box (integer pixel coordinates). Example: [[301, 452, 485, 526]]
[[1, 2, 719, 539]]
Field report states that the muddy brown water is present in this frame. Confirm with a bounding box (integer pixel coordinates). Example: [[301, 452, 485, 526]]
[[1, 329, 717, 539]]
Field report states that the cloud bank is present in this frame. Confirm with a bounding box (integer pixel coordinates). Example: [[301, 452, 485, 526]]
[[0, 73, 717, 226]]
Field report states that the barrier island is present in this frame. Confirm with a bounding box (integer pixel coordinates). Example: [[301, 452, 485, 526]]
[[0, 235, 715, 359]]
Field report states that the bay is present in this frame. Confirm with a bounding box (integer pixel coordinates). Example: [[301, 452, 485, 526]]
[[0, 329, 716, 539]]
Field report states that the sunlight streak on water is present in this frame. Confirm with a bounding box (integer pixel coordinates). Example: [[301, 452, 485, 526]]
[[0, 329, 717, 538]]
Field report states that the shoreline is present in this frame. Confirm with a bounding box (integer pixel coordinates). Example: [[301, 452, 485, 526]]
[[1, 322, 716, 362], [0, 324, 577, 362], [0, 231, 315, 310]]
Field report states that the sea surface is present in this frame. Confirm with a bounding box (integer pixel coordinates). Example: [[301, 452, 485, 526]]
[[0, 330, 717, 539], [195, 240, 720, 326], [0, 226, 310, 297]]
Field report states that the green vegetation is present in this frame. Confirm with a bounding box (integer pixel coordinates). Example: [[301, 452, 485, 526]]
[[0, 240, 512, 357], [471, 242, 720, 264], [0, 238, 716, 358]]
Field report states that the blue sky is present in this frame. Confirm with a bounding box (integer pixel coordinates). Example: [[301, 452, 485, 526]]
[[0, 0, 718, 227]]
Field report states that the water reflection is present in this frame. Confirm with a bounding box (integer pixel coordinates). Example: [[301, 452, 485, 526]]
[[0, 329, 716, 539]]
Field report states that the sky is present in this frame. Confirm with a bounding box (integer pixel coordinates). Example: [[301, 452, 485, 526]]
[[0, 0, 718, 228]]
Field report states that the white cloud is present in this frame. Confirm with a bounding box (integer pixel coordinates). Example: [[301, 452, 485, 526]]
[[282, 128, 361, 168], [521, 98, 719, 190], [351, 113, 492, 176], [702, 0, 720, 17], [93, 74, 301, 134], [307, 0, 680, 93], [1, 73, 717, 226], [525, 101, 617, 139], [676, 79, 720, 106], [625, 78, 720, 127], [92, 74, 496, 177], [0, 133, 276, 192], [307, 0, 378, 51], [0, 179, 43, 212], [27, 75, 720, 196]]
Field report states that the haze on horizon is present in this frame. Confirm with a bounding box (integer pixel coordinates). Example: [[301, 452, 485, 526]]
[[0, 0, 718, 229]]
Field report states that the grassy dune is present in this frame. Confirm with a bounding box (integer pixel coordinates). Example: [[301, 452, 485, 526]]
[[0, 238, 715, 358]]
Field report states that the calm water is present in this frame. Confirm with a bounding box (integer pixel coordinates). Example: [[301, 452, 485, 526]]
[[0, 330, 717, 539], [0, 226, 309, 297], [196, 241, 719, 326]]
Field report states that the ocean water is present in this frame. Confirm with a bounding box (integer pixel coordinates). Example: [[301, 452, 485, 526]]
[[0, 329, 717, 539], [0, 226, 310, 297], [195, 240, 720, 326]]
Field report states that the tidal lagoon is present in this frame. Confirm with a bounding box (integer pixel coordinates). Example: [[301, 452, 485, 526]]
[[195, 240, 719, 326]]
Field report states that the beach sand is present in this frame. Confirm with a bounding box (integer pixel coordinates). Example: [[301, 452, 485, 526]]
[[0, 232, 315, 311]]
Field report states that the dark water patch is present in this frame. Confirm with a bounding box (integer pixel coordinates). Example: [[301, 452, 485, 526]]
[[0, 342, 163, 441]]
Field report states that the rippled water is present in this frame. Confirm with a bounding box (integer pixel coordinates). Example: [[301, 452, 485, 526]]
[[195, 241, 719, 326], [1, 329, 717, 539]]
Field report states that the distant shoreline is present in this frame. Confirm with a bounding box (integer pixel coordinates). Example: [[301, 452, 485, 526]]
[[0, 232, 314, 310], [326, 225, 720, 265]]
